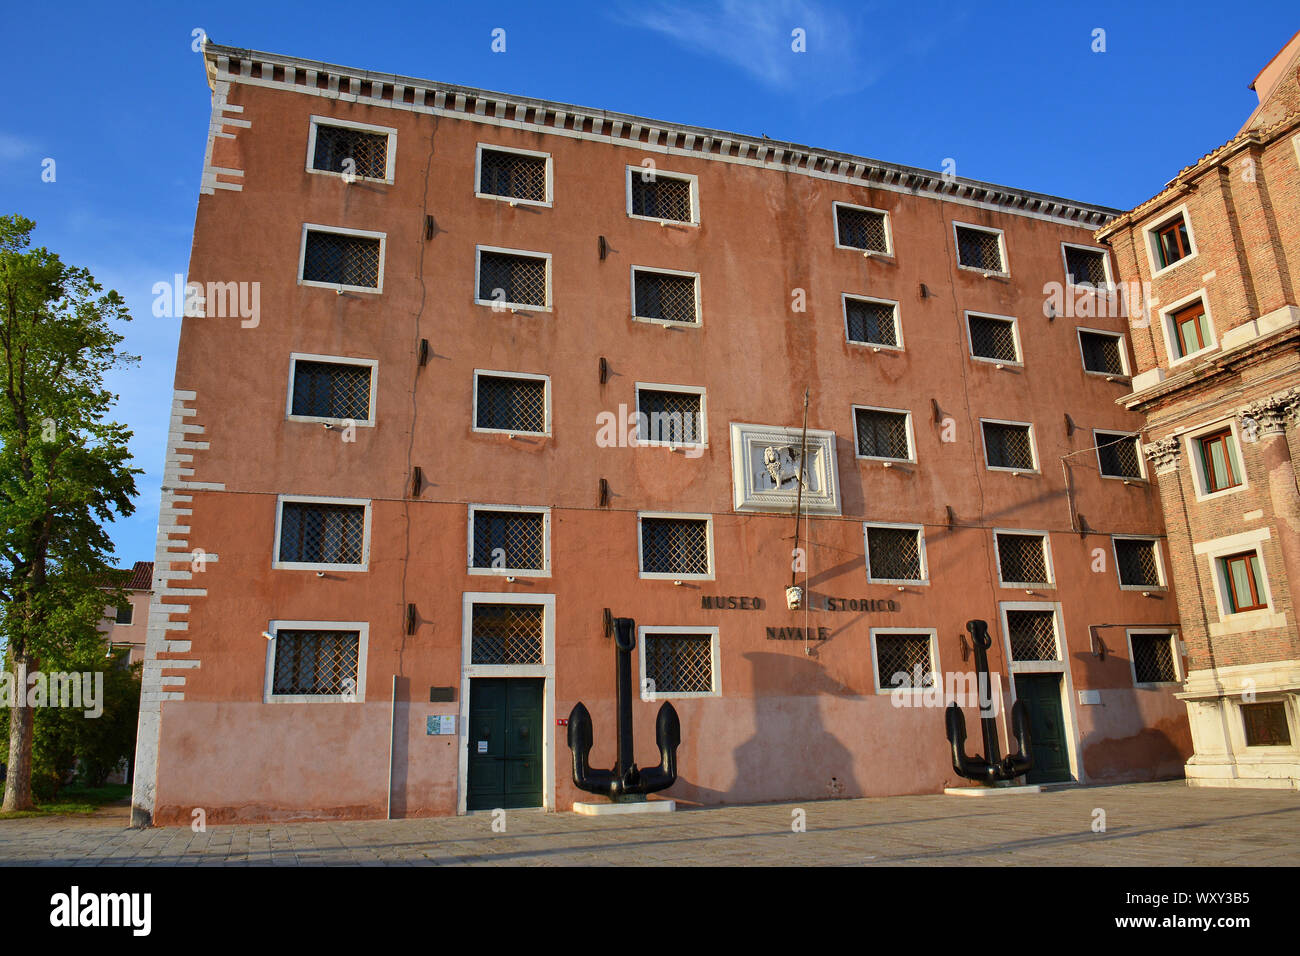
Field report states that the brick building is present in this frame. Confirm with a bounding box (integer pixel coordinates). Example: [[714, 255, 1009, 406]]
[[1096, 31, 1300, 788], [131, 40, 1191, 825]]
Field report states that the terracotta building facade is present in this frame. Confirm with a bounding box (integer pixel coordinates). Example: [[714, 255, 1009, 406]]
[[131, 40, 1193, 825], [1096, 32, 1300, 790]]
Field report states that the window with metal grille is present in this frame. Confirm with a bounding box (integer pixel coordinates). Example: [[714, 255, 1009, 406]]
[[640, 517, 710, 576], [302, 229, 382, 289], [983, 422, 1035, 470], [996, 533, 1049, 586], [311, 124, 389, 180], [470, 603, 544, 665], [633, 269, 698, 324], [1131, 633, 1177, 684], [637, 388, 703, 445], [854, 408, 911, 460], [471, 510, 545, 571], [1115, 538, 1161, 587], [1006, 610, 1059, 661], [1079, 331, 1125, 374], [956, 225, 1004, 272], [845, 297, 898, 347], [1242, 701, 1291, 747], [835, 205, 888, 253], [272, 629, 360, 696], [114, 605, 133, 625], [291, 360, 372, 421], [968, 314, 1018, 362], [278, 501, 366, 566], [479, 148, 548, 203], [1064, 246, 1108, 287], [630, 173, 693, 223], [475, 374, 546, 433], [874, 634, 935, 691], [1097, 433, 1142, 479], [478, 251, 548, 308], [644, 634, 714, 694], [866, 526, 923, 582]]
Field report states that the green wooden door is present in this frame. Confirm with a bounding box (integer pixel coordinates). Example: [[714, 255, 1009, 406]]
[[1014, 674, 1072, 784], [467, 678, 543, 811]]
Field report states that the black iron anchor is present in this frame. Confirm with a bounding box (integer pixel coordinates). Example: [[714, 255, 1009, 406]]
[[945, 619, 1033, 783]]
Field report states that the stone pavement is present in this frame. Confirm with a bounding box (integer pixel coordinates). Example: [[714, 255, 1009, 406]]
[[1, 781, 1296, 865]]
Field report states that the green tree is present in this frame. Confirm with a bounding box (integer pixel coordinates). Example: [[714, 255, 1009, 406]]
[[0, 214, 140, 811]]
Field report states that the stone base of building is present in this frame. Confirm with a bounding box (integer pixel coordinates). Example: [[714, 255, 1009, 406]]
[[943, 785, 1042, 797], [573, 799, 676, 815]]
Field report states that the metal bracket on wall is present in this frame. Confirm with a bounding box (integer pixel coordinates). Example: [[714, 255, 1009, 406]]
[[599, 477, 609, 507], [411, 466, 423, 497], [1064, 412, 1076, 436], [419, 338, 430, 367], [599, 356, 609, 385], [425, 215, 435, 240], [946, 505, 956, 528], [406, 603, 417, 635], [603, 607, 613, 639], [598, 235, 608, 260]]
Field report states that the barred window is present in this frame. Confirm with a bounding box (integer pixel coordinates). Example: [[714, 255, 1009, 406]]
[[1131, 632, 1177, 684], [866, 525, 924, 583], [835, 205, 889, 253], [1064, 246, 1108, 287], [470, 603, 544, 665], [290, 359, 372, 421], [1242, 701, 1291, 747], [475, 374, 547, 433], [272, 629, 360, 696], [854, 408, 911, 460], [630, 172, 693, 223], [983, 421, 1035, 470], [1079, 331, 1125, 375], [633, 269, 698, 324], [471, 509, 545, 571], [874, 633, 936, 691], [956, 225, 1005, 272], [478, 250, 548, 308], [310, 123, 390, 180], [996, 533, 1050, 586], [1115, 538, 1161, 588], [640, 517, 710, 576], [637, 388, 703, 445], [1006, 610, 1059, 661], [968, 314, 1019, 362], [1097, 432, 1142, 479], [479, 148, 548, 203], [644, 633, 714, 695], [845, 297, 899, 347], [302, 229, 382, 289], [278, 501, 366, 566]]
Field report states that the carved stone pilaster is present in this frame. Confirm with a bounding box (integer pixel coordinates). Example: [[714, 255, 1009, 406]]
[[1240, 387, 1300, 441], [1143, 436, 1182, 475]]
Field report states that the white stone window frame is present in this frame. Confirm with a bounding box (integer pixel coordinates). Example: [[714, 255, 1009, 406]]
[[979, 417, 1039, 475], [633, 381, 708, 450], [1060, 241, 1115, 291], [1092, 428, 1146, 482], [1125, 628, 1182, 688], [851, 403, 916, 464], [638, 625, 721, 700], [471, 368, 552, 437], [832, 201, 893, 256], [305, 115, 397, 185], [466, 503, 552, 578], [1075, 326, 1131, 378], [841, 293, 904, 352], [625, 165, 699, 226], [474, 245, 553, 313], [992, 528, 1055, 590], [869, 627, 939, 695], [964, 310, 1023, 367], [1193, 528, 1284, 635], [264, 620, 369, 704], [476, 142, 554, 208], [298, 223, 387, 295], [1111, 534, 1167, 592], [636, 510, 715, 581], [271, 494, 372, 573], [952, 220, 1009, 277], [1158, 287, 1217, 367], [286, 352, 379, 427], [1182, 416, 1249, 503], [863, 521, 930, 586], [1142, 202, 1199, 279], [629, 265, 702, 328]]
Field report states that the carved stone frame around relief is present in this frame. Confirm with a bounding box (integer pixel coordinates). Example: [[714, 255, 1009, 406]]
[[729, 422, 842, 515]]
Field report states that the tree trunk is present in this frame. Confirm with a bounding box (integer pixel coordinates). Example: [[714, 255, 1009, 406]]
[[3, 655, 35, 811]]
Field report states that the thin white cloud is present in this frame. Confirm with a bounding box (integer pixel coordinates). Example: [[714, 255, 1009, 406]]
[[0, 132, 36, 162]]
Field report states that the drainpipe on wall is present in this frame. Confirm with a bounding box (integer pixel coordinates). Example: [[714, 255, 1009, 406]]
[[387, 675, 397, 820]]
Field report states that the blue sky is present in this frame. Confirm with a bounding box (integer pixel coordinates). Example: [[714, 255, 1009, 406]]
[[0, 0, 1295, 566]]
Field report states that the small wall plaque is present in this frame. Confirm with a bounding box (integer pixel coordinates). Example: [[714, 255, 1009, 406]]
[[429, 686, 455, 702], [426, 715, 456, 735]]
